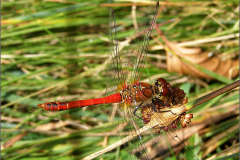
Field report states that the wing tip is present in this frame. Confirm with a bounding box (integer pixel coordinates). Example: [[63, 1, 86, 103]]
[[156, 1, 159, 9], [111, 9, 114, 16]]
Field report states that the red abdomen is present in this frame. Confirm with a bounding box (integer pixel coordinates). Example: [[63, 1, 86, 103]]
[[38, 93, 122, 111]]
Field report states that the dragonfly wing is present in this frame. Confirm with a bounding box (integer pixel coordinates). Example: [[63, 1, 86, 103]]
[[123, 0, 159, 84], [106, 1, 160, 95], [105, 9, 126, 96], [110, 102, 151, 160]]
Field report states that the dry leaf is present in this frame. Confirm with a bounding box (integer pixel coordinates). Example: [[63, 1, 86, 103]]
[[166, 42, 239, 79], [2, 132, 28, 149], [160, 33, 239, 79]]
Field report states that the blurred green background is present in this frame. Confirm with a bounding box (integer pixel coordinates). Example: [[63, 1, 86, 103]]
[[1, 0, 239, 160]]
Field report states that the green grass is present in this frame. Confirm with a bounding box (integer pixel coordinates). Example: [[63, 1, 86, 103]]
[[1, 0, 239, 160]]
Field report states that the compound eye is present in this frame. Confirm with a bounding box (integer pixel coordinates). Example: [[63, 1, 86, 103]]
[[157, 78, 167, 86], [161, 85, 169, 96]]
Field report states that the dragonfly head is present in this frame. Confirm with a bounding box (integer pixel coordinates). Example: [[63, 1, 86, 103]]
[[154, 78, 172, 98]]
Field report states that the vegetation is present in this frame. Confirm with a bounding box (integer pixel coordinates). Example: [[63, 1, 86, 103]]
[[1, 0, 239, 159]]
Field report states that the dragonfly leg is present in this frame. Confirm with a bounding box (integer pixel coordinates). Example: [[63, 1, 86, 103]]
[[152, 99, 159, 112], [157, 92, 172, 106], [133, 102, 143, 120], [164, 96, 172, 106], [152, 98, 178, 115]]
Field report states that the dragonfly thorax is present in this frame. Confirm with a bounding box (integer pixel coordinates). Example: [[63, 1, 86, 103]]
[[120, 82, 155, 103]]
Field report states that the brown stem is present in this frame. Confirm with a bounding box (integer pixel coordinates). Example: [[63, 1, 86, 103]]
[[186, 80, 239, 111]]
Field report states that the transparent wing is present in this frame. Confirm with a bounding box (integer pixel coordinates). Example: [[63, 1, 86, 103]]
[[109, 102, 151, 160], [106, 0, 159, 96], [123, 0, 159, 84], [105, 9, 126, 96]]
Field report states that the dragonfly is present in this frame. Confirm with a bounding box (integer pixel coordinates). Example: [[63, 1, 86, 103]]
[[38, 0, 198, 159]]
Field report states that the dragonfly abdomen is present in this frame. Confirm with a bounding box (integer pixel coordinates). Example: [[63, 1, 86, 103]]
[[38, 93, 122, 111]]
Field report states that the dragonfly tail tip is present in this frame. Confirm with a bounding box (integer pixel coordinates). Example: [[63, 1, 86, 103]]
[[37, 103, 44, 109]]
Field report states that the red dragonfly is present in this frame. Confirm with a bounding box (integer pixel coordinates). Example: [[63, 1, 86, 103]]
[[38, 1, 198, 159]]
